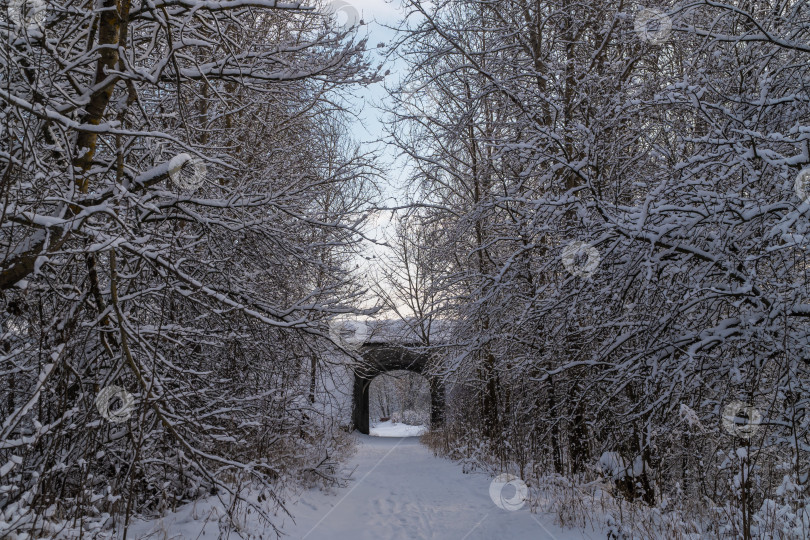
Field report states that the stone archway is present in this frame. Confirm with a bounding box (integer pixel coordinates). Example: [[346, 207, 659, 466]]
[[352, 343, 444, 435]]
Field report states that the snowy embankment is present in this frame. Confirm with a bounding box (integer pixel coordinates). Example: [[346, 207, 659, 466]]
[[128, 434, 601, 539]]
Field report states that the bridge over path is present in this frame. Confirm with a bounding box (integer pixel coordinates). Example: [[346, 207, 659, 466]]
[[333, 319, 449, 435]]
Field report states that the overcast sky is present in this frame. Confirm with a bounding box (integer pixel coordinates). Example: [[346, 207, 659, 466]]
[[330, 0, 415, 282], [337, 0, 408, 176]]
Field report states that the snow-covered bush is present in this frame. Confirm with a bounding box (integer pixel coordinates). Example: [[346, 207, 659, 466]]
[[392, 409, 428, 426]]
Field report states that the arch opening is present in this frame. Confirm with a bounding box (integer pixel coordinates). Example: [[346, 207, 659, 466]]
[[351, 344, 445, 435], [369, 370, 430, 437]]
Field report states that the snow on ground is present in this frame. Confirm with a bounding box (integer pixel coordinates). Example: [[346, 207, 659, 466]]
[[128, 434, 602, 539], [369, 420, 427, 437]]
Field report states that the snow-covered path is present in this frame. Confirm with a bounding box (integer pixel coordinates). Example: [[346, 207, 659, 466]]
[[130, 434, 601, 539], [278, 434, 599, 540]]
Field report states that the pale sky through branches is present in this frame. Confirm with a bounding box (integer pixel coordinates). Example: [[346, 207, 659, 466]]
[[333, 0, 413, 295]]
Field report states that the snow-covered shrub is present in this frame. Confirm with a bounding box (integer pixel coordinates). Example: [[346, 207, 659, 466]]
[[392, 409, 428, 426], [598, 452, 644, 481]]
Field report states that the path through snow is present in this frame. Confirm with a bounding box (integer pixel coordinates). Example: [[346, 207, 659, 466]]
[[130, 434, 602, 539], [368, 420, 427, 437]]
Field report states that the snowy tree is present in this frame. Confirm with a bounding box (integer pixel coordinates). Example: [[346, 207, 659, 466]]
[[1, 0, 379, 536], [389, 0, 810, 535]]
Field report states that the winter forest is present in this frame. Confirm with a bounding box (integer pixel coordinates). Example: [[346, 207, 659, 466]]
[[1, 0, 809, 538]]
